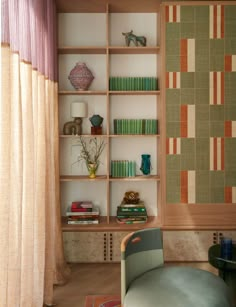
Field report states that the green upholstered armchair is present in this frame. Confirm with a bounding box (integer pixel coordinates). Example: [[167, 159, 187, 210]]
[[121, 228, 164, 305], [121, 228, 234, 307]]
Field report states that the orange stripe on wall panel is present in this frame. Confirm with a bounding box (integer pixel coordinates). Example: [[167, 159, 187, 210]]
[[173, 5, 177, 22], [221, 6, 224, 38], [180, 39, 187, 72], [173, 72, 177, 88], [173, 138, 177, 155], [181, 171, 188, 203], [225, 121, 232, 137], [181, 105, 187, 137], [166, 72, 169, 88], [225, 187, 232, 203], [225, 55, 232, 72], [165, 6, 169, 22], [213, 5, 217, 38], [166, 139, 170, 154]]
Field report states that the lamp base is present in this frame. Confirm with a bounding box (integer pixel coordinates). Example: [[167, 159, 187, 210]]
[[63, 118, 82, 135], [91, 126, 102, 135]]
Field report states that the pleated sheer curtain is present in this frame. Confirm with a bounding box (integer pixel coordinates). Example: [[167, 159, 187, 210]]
[[0, 0, 70, 306]]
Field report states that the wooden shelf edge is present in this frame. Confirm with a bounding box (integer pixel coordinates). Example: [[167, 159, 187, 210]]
[[109, 134, 160, 137], [109, 175, 160, 181], [59, 90, 160, 95], [61, 216, 159, 232], [58, 46, 160, 55], [108, 46, 160, 54], [109, 90, 160, 95], [59, 134, 108, 138], [59, 90, 107, 95], [60, 175, 108, 181], [60, 175, 160, 181]]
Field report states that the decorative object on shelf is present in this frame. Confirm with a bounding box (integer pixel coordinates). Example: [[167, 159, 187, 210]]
[[75, 136, 106, 178], [123, 191, 140, 204], [87, 163, 97, 179], [90, 114, 104, 135], [122, 30, 146, 47], [140, 154, 151, 175], [63, 101, 88, 135], [68, 62, 94, 91]]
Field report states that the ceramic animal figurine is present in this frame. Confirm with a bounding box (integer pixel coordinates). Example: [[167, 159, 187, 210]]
[[122, 30, 147, 47]]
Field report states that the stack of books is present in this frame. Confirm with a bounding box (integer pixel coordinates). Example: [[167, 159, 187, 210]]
[[113, 119, 158, 135], [116, 201, 148, 224], [111, 160, 136, 177], [66, 201, 100, 225], [109, 77, 158, 91]]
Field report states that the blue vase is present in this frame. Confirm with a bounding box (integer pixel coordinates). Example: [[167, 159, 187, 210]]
[[140, 154, 151, 175]]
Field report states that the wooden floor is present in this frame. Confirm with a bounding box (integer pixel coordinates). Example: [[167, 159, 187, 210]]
[[53, 262, 218, 307]]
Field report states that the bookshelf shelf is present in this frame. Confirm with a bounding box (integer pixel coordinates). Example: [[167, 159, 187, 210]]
[[109, 134, 160, 138], [109, 91, 160, 95], [60, 175, 108, 181], [108, 46, 160, 54], [61, 216, 160, 232], [59, 134, 108, 138], [109, 175, 160, 182], [58, 91, 107, 95], [58, 46, 160, 55]]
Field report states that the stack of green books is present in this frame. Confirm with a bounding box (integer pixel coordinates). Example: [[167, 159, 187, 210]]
[[111, 160, 136, 177], [114, 119, 158, 135], [116, 201, 148, 224], [109, 77, 158, 91]]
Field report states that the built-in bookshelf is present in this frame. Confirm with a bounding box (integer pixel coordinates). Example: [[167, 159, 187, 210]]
[[57, 0, 162, 231]]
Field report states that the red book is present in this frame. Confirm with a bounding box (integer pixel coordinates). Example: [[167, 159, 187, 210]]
[[71, 201, 93, 210], [71, 207, 93, 212]]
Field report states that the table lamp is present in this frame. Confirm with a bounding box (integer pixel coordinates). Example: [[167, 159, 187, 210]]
[[63, 102, 88, 135]]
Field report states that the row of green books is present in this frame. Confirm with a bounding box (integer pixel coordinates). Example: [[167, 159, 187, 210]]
[[111, 160, 136, 177], [114, 119, 158, 135], [109, 77, 158, 91], [116, 201, 148, 224]]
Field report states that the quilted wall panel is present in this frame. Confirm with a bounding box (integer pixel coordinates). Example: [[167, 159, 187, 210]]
[[165, 5, 236, 204]]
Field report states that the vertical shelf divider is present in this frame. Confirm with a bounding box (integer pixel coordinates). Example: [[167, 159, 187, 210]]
[[106, 3, 111, 224]]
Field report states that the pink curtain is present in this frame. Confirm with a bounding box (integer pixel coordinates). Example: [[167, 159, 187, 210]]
[[1, 0, 70, 306]]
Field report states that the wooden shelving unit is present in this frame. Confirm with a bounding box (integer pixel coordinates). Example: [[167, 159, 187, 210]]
[[57, 0, 162, 232]]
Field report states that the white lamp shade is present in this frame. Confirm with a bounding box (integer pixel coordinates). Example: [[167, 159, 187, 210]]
[[71, 102, 88, 118]]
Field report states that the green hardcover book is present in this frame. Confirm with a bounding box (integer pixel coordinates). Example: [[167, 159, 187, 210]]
[[120, 200, 145, 207], [114, 119, 117, 134], [117, 210, 147, 217], [117, 206, 146, 212]]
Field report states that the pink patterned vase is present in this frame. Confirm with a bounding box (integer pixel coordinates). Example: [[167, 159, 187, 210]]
[[68, 62, 94, 91]]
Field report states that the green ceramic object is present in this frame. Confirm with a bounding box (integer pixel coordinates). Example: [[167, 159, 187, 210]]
[[89, 114, 103, 127]]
